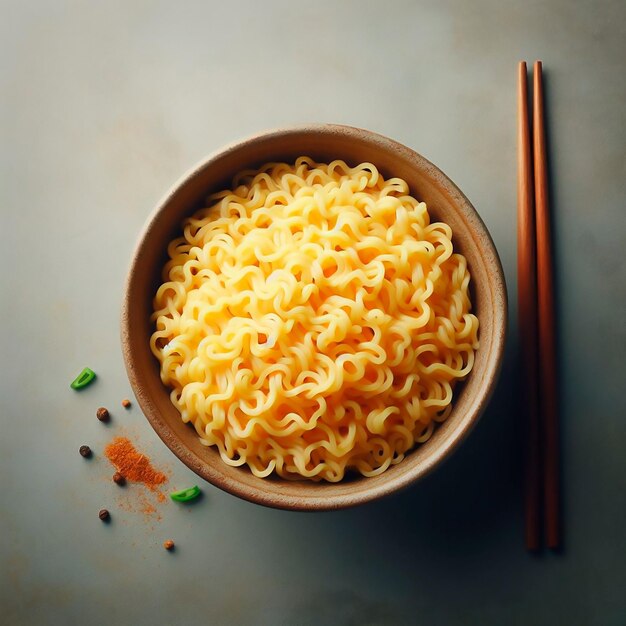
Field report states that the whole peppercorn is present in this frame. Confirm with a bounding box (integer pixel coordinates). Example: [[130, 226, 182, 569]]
[[163, 539, 175, 551], [96, 407, 110, 422], [112, 472, 126, 486], [99, 509, 110, 521], [79, 445, 92, 458], [121, 399, 131, 409]]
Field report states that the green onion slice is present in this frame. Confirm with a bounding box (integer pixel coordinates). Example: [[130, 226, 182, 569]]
[[170, 485, 201, 502], [70, 367, 96, 390]]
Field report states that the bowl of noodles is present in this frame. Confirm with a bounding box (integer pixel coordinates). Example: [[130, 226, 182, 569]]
[[121, 124, 506, 510]]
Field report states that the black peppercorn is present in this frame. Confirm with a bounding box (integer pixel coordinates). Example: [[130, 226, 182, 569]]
[[112, 472, 126, 486], [96, 407, 110, 422]]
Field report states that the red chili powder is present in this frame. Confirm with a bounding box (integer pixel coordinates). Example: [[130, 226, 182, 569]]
[[104, 436, 167, 491], [142, 501, 157, 516], [114, 492, 163, 522]]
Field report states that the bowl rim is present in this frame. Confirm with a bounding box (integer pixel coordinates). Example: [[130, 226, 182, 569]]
[[121, 123, 507, 510]]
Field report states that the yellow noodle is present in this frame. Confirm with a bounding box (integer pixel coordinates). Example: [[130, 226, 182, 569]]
[[151, 158, 479, 482]]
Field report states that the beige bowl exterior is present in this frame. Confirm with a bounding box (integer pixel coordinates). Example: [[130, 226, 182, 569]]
[[121, 124, 507, 511]]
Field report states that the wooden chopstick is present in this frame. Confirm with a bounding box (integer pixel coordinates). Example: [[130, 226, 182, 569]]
[[533, 61, 560, 549], [517, 61, 541, 551]]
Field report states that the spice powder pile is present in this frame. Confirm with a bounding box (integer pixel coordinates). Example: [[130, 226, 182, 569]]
[[104, 437, 167, 496]]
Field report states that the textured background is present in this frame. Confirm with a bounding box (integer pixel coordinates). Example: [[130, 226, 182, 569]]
[[1, 1, 625, 624]]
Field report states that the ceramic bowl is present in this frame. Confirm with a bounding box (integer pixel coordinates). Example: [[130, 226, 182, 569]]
[[121, 124, 507, 510]]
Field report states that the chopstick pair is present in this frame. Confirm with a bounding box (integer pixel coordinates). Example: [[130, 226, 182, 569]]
[[517, 61, 560, 551]]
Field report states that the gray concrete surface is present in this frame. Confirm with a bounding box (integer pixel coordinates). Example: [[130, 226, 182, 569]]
[[1, 1, 625, 624]]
